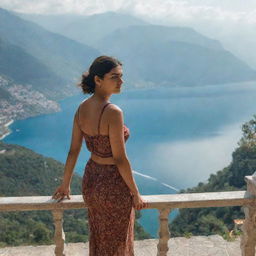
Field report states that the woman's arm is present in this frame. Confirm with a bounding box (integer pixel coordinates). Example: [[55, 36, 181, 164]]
[[108, 105, 147, 210], [52, 110, 83, 201], [61, 110, 83, 186], [108, 106, 139, 195]]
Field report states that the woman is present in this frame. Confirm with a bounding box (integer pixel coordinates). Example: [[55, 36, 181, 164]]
[[52, 56, 148, 255]]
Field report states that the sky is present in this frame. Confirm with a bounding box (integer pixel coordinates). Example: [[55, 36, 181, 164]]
[[0, 0, 256, 25]]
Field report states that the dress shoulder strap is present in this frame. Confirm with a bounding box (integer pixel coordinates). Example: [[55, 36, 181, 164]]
[[98, 102, 112, 135]]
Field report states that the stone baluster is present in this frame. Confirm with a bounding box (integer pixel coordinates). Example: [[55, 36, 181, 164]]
[[52, 210, 66, 256], [241, 175, 256, 256], [157, 208, 171, 256]]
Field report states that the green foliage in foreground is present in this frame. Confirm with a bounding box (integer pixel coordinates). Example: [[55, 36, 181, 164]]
[[0, 142, 151, 247], [171, 115, 256, 238]]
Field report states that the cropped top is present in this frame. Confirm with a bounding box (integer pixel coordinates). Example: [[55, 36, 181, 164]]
[[77, 102, 130, 158]]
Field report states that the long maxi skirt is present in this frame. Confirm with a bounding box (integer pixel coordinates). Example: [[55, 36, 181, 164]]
[[82, 158, 135, 256]]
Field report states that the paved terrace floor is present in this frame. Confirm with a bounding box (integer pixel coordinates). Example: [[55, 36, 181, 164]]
[[0, 235, 246, 256]]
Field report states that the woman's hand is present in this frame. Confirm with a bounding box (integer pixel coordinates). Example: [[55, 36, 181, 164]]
[[132, 193, 148, 210], [52, 184, 71, 202]]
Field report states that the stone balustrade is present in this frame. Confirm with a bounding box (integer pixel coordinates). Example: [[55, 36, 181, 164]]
[[0, 175, 256, 256]]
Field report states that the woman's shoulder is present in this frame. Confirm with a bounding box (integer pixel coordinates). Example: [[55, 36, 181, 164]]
[[108, 103, 122, 112], [106, 103, 125, 124], [77, 100, 122, 115], [76, 99, 87, 111]]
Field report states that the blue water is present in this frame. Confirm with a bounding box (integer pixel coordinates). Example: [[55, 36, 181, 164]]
[[4, 81, 256, 237]]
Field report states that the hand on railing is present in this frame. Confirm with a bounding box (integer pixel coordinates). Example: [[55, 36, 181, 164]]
[[132, 193, 148, 210], [52, 184, 71, 202]]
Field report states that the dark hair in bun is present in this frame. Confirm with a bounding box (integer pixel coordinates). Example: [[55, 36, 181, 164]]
[[78, 56, 122, 94]]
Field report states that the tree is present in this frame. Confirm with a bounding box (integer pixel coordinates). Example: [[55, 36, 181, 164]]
[[238, 114, 256, 148]]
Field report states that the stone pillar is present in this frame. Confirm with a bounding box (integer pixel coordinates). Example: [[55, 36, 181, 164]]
[[52, 210, 66, 256], [241, 175, 256, 256], [157, 208, 171, 256]]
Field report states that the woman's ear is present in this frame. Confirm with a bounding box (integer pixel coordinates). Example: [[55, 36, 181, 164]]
[[94, 75, 102, 87]]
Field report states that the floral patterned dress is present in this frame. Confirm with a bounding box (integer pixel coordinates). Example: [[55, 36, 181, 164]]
[[78, 102, 135, 256]]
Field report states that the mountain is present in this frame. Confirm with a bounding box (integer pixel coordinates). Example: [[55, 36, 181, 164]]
[[16, 10, 256, 88], [96, 24, 223, 51], [18, 11, 148, 46], [0, 35, 64, 138], [0, 7, 101, 138], [184, 21, 256, 70], [0, 37, 68, 98], [95, 25, 256, 87], [0, 141, 151, 246], [0, 8, 100, 91]]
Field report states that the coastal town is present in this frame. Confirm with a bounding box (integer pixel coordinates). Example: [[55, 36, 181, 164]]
[[0, 76, 60, 140]]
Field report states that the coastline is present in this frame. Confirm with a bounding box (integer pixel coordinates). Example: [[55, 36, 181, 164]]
[[0, 119, 14, 140]]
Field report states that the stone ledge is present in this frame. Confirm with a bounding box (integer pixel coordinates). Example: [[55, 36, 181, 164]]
[[0, 235, 242, 256], [0, 191, 251, 212]]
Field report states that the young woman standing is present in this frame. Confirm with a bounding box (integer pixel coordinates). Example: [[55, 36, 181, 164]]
[[52, 56, 148, 255]]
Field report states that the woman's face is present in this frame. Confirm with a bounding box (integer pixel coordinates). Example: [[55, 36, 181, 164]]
[[97, 65, 124, 94]]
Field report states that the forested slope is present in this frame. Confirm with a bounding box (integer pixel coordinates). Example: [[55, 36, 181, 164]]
[[0, 142, 150, 247], [171, 115, 256, 238]]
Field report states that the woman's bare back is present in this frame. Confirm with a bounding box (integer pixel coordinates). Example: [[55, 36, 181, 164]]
[[77, 97, 118, 165]]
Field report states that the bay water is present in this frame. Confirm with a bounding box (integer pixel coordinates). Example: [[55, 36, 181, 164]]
[[4, 81, 256, 237]]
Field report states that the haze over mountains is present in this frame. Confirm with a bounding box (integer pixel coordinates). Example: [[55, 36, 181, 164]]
[[95, 25, 256, 87], [18, 10, 256, 88], [2, 8, 256, 91], [151, 15, 256, 70], [19, 11, 148, 47], [1, 7, 256, 138]]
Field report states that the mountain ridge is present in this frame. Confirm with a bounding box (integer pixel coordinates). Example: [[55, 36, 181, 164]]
[[0, 7, 100, 86], [95, 27, 256, 87], [18, 11, 149, 46]]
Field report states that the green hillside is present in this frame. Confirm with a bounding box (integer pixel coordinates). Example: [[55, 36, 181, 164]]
[[171, 115, 256, 238], [0, 37, 67, 99], [0, 142, 151, 247]]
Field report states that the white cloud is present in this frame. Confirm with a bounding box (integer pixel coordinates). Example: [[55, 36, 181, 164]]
[[0, 0, 255, 24], [0, 0, 127, 14], [128, 0, 256, 25]]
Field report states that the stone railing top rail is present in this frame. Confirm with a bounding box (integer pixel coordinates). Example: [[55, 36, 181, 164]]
[[0, 190, 254, 212]]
